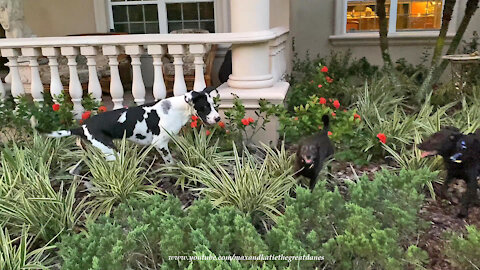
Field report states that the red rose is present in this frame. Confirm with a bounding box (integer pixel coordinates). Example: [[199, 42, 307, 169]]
[[206, 130, 211, 136], [191, 121, 198, 128], [98, 106, 107, 113], [333, 100, 340, 109], [328, 131, 333, 136], [191, 115, 199, 121], [354, 113, 361, 121], [52, 104, 60, 111], [218, 121, 225, 128], [248, 117, 254, 123], [331, 112, 336, 117], [241, 119, 250, 126], [318, 84, 323, 88], [377, 133, 387, 144], [326, 76, 334, 83], [81, 111, 91, 120], [319, 97, 327, 104], [321, 66, 328, 73]]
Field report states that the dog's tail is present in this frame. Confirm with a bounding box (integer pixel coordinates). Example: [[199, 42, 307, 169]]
[[46, 128, 82, 138], [322, 114, 330, 132]]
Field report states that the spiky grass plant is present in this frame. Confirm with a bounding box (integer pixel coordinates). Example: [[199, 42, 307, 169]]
[[0, 227, 55, 270], [176, 143, 296, 223], [0, 142, 85, 242], [83, 138, 163, 219]]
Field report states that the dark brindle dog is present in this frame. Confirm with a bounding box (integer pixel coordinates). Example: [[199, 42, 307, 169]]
[[418, 127, 480, 218], [295, 115, 334, 190]]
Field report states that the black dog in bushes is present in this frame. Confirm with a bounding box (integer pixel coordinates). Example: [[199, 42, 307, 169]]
[[418, 127, 480, 218], [295, 115, 334, 190]]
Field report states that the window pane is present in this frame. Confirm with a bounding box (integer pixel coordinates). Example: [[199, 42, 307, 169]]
[[200, 21, 215, 33], [199, 2, 214, 20], [144, 5, 158, 21], [130, 23, 145, 34], [114, 23, 129, 33], [396, 1, 442, 30], [128, 5, 144, 22], [112, 5, 128, 22], [168, 22, 183, 33], [183, 21, 199, 29], [183, 3, 199, 20], [145, 22, 160, 33], [346, 0, 390, 32], [167, 3, 182, 20]]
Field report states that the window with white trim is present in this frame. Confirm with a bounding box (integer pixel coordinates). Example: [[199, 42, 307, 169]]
[[109, 0, 215, 34], [345, 0, 443, 33]]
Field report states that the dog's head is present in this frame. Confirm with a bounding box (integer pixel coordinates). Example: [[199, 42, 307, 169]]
[[418, 126, 462, 158], [185, 87, 221, 125], [299, 143, 318, 165]]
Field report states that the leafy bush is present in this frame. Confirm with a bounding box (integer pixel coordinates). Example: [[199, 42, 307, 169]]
[[83, 138, 163, 219], [59, 196, 268, 270], [445, 225, 480, 270]]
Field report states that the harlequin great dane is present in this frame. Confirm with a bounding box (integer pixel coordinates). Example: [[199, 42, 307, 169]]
[[47, 87, 220, 164]]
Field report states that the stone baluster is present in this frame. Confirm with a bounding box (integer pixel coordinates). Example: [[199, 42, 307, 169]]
[[1, 49, 25, 103], [125, 45, 146, 105], [21, 48, 44, 102], [147, 45, 166, 101], [189, 44, 207, 92], [103, 45, 124, 109], [167, 44, 187, 96], [61, 46, 84, 117], [80, 46, 102, 102], [42, 47, 63, 102]]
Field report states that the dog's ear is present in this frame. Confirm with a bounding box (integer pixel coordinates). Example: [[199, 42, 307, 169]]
[[203, 86, 216, 94]]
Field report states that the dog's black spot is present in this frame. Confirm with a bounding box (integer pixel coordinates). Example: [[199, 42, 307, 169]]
[[161, 100, 171, 114], [191, 93, 212, 123], [160, 147, 169, 156], [135, 133, 146, 140], [146, 109, 161, 135]]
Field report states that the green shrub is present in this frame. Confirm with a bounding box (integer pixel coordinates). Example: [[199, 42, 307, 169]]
[[445, 225, 480, 270], [59, 195, 268, 270]]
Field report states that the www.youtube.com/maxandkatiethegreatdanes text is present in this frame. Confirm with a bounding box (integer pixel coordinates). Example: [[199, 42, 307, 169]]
[[168, 254, 324, 262]]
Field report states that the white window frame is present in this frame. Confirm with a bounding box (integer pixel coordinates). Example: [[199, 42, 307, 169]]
[[106, 0, 224, 34], [333, 0, 461, 38]]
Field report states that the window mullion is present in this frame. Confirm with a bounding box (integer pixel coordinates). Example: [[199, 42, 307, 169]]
[[388, 0, 398, 34]]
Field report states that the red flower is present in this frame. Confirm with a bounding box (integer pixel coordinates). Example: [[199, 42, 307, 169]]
[[191, 121, 198, 128], [294, 117, 299, 121], [318, 84, 323, 88], [333, 100, 340, 109], [218, 121, 225, 128], [191, 115, 199, 121], [331, 112, 336, 117], [98, 106, 107, 113], [329, 98, 333, 102], [354, 113, 361, 121], [206, 130, 211, 136], [52, 104, 60, 111], [328, 131, 333, 136], [318, 125, 323, 130], [377, 133, 387, 144], [79, 119, 84, 125], [326, 76, 334, 83], [241, 118, 250, 126], [319, 97, 327, 104], [248, 117, 254, 123], [321, 66, 328, 73], [310, 80, 314, 83], [81, 111, 91, 120]]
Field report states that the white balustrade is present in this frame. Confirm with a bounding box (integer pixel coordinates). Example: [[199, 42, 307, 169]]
[[61, 46, 84, 117], [125, 45, 146, 105], [81, 46, 102, 102], [21, 47, 44, 102], [167, 44, 187, 96], [147, 45, 166, 101], [0, 27, 289, 112], [1, 48, 25, 102], [103, 45, 124, 109], [189, 44, 207, 92], [42, 47, 63, 102]]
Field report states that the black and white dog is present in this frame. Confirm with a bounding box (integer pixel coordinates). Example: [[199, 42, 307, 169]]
[[47, 87, 220, 164]]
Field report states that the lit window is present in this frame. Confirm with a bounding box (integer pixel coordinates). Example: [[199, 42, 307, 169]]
[[109, 0, 215, 34], [345, 0, 443, 33]]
